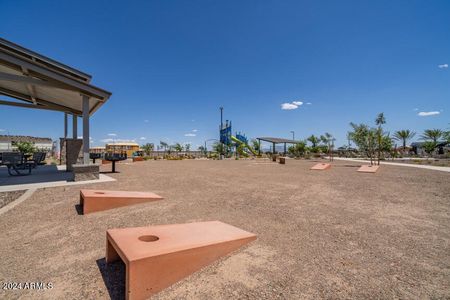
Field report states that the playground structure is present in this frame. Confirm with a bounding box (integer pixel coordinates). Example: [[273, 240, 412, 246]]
[[219, 109, 257, 157]]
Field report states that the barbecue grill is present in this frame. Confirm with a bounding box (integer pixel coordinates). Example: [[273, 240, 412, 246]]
[[89, 153, 102, 164], [104, 153, 127, 173]]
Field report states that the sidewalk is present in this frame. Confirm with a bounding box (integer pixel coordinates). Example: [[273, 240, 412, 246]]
[[332, 157, 450, 173]]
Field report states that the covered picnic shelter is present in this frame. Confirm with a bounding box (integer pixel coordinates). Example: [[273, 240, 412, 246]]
[[256, 137, 299, 155], [0, 37, 111, 169]]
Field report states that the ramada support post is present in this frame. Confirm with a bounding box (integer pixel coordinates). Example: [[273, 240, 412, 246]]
[[72, 113, 78, 138], [64, 113, 68, 138], [82, 94, 90, 165]]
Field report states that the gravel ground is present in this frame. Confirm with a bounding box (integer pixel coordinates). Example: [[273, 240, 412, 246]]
[[0, 159, 449, 299], [0, 190, 25, 209]]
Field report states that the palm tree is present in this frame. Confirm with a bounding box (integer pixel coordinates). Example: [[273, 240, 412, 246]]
[[307, 135, 320, 148], [421, 129, 443, 143], [185, 143, 191, 153], [375, 113, 386, 165], [174, 143, 183, 153], [393, 130, 416, 151], [159, 141, 168, 155], [320, 133, 335, 161]]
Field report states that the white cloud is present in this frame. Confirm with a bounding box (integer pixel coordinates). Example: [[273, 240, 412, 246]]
[[100, 138, 135, 143], [281, 103, 299, 110], [438, 64, 448, 69], [306, 102, 312, 105], [144, 120, 149, 123], [139, 137, 146, 140], [413, 108, 419, 111], [418, 111, 440, 117], [107, 133, 117, 136], [281, 100, 308, 110], [184, 133, 196, 137], [192, 129, 198, 132]]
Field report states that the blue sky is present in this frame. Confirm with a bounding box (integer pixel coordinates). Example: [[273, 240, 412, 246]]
[[1, 0, 449, 149]]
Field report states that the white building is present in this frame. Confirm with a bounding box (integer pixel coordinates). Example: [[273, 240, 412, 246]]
[[0, 135, 53, 153]]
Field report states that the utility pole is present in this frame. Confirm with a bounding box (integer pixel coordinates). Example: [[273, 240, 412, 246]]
[[290, 131, 295, 141], [220, 107, 223, 129], [219, 107, 224, 159]]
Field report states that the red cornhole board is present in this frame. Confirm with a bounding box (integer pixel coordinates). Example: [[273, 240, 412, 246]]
[[357, 165, 379, 173], [80, 190, 163, 214], [310, 163, 331, 170], [106, 221, 257, 300]]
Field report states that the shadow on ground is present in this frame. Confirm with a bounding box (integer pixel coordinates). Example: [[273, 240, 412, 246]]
[[96, 258, 126, 300], [74, 204, 83, 215]]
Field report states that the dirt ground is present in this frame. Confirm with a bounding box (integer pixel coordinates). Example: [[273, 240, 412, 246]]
[[0, 190, 25, 209], [0, 159, 449, 299]]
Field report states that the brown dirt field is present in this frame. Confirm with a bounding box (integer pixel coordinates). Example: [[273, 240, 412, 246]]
[[0, 159, 449, 299]]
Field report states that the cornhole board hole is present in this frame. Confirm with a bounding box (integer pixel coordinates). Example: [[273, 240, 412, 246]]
[[310, 163, 331, 170], [106, 221, 256, 300], [357, 165, 379, 173], [80, 190, 163, 214]]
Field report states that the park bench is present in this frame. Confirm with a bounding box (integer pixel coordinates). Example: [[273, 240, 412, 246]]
[[29, 152, 46, 168], [1, 152, 34, 176]]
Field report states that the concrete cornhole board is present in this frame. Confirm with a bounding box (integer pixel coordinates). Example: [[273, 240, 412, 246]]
[[357, 165, 380, 173], [80, 190, 163, 214], [106, 221, 257, 300], [310, 163, 331, 170]]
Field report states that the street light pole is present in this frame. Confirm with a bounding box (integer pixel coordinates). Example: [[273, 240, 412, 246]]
[[290, 131, 295, 141]]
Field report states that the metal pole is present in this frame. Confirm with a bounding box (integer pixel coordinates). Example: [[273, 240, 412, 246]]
[[72, 114, 77, 138], [220, 107, 223, 129], [64, 113, 68, 138], [291, 131, 295, 141], [82, 95, 90, 165]]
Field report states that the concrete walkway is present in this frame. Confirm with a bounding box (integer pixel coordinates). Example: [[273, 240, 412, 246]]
[[332, 157, 450, 173], [0, 165, 116, 192]]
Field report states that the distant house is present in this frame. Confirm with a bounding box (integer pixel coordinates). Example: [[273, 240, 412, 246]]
[[0, 135, 52, 153], [105, 142, 140, 157], [411, 141, 449, 156], [89, 146, 106, 154]]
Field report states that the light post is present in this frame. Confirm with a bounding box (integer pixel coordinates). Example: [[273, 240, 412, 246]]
[[290, 131, 295, 141]]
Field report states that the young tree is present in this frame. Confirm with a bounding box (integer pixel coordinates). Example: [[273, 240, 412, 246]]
[[251, 139, 260, 152], [375, 113, 386, 165], [393, 130, 416, 151], [198, 145, 206, 156], [212, 142, 225, 154], [348, 123, 377, 165], [16, 141, 36, 154], [421, 129, 443, 143], [142, 143, 154, 156], [174, 143, 183, 153], [185, 143, 191, 153], [288, 141, 307, 158]]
